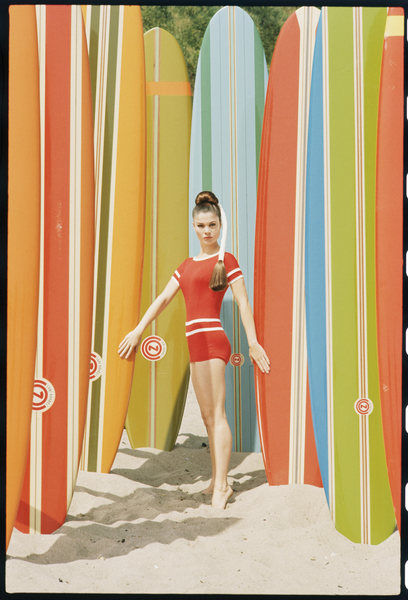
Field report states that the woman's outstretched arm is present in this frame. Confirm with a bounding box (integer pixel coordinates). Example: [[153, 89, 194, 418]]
[[230, 278, 270, 374], [118, 278, 180, 359]]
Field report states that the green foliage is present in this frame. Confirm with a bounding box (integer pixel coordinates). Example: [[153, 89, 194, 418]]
[[141, 6, 220, 89], [242, 6, 299, 67], [140, 5, 299, 91]]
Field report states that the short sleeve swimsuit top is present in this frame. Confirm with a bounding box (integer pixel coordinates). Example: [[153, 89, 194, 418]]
[[172, 252, 244, 364]]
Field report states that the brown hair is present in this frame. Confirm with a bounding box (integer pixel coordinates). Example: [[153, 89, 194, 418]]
[[193, 191, 228, 292], [192, 191, 221, 220]]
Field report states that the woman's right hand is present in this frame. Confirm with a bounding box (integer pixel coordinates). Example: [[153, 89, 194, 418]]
[[118, 328, 142, 359]]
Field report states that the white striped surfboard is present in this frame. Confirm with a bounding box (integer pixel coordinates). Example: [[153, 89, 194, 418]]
[[125, 27, 191, 451], [254, 6, 322, 487], [305, 6, 395, 544], [15, 4, 94, 535], [80, 5, 146, 474], [189, 6, 268, 452]]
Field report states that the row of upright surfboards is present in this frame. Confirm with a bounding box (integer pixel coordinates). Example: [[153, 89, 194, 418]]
[[254, 6, 403, 546], [7, 5, 403, 549]]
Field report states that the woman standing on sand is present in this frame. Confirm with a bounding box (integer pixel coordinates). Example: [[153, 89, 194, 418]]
[[118, 191, 269, 509]]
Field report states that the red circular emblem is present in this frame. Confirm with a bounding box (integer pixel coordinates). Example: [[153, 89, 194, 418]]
[[230, 353, 245, 367], [90, 351, 103, 381], [33, 378, 56, 413], [354, 398, 373, 416], [141, 335, 167, 361]]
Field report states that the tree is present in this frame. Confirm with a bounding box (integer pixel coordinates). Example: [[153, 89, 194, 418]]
[[243, 6, 299, 66], [140, 6, 299, 91]]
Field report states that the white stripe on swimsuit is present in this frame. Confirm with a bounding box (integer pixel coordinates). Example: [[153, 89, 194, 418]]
[[226, 267, 244, 285], [185, 318, 224, 337]]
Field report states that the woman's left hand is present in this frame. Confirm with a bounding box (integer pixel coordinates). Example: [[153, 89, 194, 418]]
[[249, 341, 270, 374]]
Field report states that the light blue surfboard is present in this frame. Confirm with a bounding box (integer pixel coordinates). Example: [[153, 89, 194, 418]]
[[189, 6, 268, 452]]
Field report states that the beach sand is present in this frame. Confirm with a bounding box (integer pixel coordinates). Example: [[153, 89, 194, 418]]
[[6, 380, 400, 595]]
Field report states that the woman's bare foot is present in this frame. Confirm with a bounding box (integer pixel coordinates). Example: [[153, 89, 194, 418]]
[[211, 485, 233, 509], [201, 481, 214, 495]]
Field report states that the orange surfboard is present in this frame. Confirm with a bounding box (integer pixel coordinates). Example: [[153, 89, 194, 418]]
[[15, 5, 94, 535], [7, 6, 41, 549], [80, 5, 146, 473]]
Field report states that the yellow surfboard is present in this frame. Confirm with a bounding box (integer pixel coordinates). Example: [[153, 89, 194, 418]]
[[125, 28, 191, 450], [80, 5, 146, 473]]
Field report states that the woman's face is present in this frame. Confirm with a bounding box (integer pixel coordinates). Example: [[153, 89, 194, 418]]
[[193, 210, 221, 247]]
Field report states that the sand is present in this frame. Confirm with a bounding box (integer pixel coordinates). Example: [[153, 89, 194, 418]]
[[6, 380, 400, 595]]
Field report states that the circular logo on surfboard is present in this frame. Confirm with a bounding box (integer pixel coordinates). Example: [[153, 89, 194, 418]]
[[90, 351, 103, 381], [141, 336, 167, 361], [230, 353, 245, 367], [354, 398, 373, 416], [33, 378, 56, 413]]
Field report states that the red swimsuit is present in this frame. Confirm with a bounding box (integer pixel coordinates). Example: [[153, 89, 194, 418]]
[[172, 252, 244, 364]]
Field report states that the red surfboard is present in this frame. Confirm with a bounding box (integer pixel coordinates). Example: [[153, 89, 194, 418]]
[[15, 5, 94, 535], [376, 6, 404, 532], [254, 7, 322, 486]]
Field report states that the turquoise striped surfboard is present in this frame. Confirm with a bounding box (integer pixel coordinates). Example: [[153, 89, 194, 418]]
[[189, 6, 268, 452], [305, 6, 395, 544]]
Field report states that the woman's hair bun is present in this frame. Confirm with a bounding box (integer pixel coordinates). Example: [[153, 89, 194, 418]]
[[192, 191, 221, 221], [195, 191, 219, 206]]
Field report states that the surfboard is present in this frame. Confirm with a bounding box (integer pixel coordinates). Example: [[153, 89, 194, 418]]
[[125, 28, 191, 451], [189, 6, 268, 452], [7, 5, 41, 548], [305, 6, 395, 544], [80, 5, 146, 473], [254, 7, 322, 487], [15, 5, 94, 535], [376, 7, 404, 533]]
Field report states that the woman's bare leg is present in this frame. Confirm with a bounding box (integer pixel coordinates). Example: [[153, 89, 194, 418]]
[[190, 359, 233, 509]]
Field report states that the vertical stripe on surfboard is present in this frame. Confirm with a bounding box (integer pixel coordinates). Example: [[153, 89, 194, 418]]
[[82, 5, 123, 472], [68, 2, 84, 509], [353, 6, 371, 543], [25, 2, 45, 536], [228, 7, 243, 449], [288, 7, 319, 484], [33, 3, 71, 534], [99, 6, 124, 471], [149, 27, 161, 446], [322, 4, 335, 529], [228, 8, 267, 453], [323, 9, 333, 521], [80, 4, 107, 471]]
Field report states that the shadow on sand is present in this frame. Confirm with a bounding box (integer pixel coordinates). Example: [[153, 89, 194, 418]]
[[7, 433, 267, 565]]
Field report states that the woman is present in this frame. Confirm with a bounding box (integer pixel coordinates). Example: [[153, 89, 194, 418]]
[[119, 191, 269, 509]]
